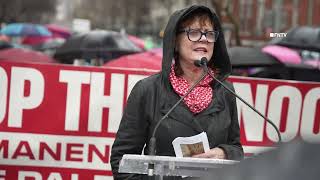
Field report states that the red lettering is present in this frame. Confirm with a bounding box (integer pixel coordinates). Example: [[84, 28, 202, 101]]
[[39, 142, 61, 160], [12, 141, 35, 159], [0, 140, 9, 158], [313, 100, 320, 134], [279, 97, 289, 132], [24, 80, 31, 97], [66, 143, 83, 161], [88, 144, 109, 163]]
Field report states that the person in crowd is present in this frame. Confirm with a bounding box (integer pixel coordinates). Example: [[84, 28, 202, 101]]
[[111, 5, 243, 180]]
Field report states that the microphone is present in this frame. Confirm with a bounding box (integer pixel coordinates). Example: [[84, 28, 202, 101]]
[[147, 61, 207, 176], [194, 59, 203, 67], [198, 57, 282, 143]]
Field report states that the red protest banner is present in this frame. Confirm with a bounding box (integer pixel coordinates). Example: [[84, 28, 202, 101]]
[[0, 61, 319, 179], [0, 61, 153, 179], [230, 76, 320, 153]]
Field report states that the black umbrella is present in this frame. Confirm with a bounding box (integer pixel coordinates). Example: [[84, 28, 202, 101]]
[[228, 46, 320, 81], [53, 30, 142, 64], [270, 26, 320, 52], [228, 46, 281, 67], [0, 40, 13, 50]]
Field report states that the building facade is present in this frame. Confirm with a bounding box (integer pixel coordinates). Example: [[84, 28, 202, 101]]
[[222, 0, 320, 46], [54, 0, 320, 47]]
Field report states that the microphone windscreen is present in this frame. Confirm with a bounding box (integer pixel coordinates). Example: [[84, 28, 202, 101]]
[[200, 57, 208, 65], [194, 60, 202, 67]]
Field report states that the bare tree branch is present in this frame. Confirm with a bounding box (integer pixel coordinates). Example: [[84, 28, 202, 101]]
[[224, 0, 241, 46], [210, 0, 242, 46], [0, 0, 57, 24]]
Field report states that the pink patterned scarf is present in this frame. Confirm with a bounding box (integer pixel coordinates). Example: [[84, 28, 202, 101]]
[[169, 65, 214, 114]]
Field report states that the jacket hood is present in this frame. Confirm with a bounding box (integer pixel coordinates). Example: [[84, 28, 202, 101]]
[[162, 5, 232, 83]]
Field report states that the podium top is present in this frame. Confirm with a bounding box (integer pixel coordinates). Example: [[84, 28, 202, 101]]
[[119, 154, 239, 177]]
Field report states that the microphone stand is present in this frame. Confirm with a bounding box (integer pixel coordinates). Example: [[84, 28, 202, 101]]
[[199, 57, 282, 143], [147, 65, 208, 176]]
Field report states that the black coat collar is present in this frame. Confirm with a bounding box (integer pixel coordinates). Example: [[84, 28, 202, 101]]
[[160, 86, 225, 133]]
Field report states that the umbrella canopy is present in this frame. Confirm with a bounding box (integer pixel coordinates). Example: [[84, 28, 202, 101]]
[[300, 50, 320, 69], [262, 45, 302, 65], [46, 24, 71, 39], [230, 46, 320, 81], [262, 45, 320, 70], [0, 35, 10, 42], [228, 46, 281, 67], [1, 23, 52, 37], [104, 48, 162, 70], [54, 30, 142, 64], [127, 35, 145, 50], [0, 48, 57, 64], [269, 26, 320, 52], [0, 40, 13, 50], [22, 36, 51, 45]]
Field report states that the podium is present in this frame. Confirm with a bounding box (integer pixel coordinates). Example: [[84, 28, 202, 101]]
[[119, 154, 239, 179]]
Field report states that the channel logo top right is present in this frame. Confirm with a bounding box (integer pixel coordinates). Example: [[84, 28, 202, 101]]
[[270, 32, 287, 37]]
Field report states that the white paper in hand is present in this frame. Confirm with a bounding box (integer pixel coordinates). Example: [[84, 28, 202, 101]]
[[172, 132, 210, 157]]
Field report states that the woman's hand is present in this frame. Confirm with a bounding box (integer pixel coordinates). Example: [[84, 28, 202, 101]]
[[192, 147, 226, 159]]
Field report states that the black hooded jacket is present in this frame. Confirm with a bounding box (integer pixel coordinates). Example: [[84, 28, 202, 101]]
[[111, 5, 243, 180]]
